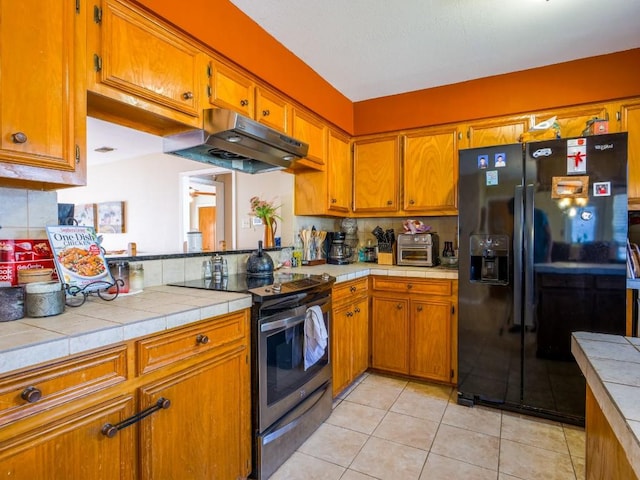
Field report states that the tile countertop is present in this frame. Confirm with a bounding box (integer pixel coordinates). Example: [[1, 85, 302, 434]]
[[0, 264, 457, 376], [571, 332, 640, 478]]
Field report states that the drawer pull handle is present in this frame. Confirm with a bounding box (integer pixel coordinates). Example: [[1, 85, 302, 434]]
[[262, 109, 270, 116], [407, 284, 413, 289], [354, 307, 361, 313], [346, 311, 353, 317], [12, 132, 27, 144], [240, 99, 249, 107], [102, 397, 171, 438], [182, 91, 194, 100], [21, 386, 42, 403], [350, 286, 357, 293], [196, 334, 209, 345]]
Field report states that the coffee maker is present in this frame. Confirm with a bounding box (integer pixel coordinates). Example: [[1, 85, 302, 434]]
[[327, 232, 353, 265]]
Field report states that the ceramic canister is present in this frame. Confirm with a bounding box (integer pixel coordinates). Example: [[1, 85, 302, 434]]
[[25, 281, 65, 317], [0, 285, 25, 321]]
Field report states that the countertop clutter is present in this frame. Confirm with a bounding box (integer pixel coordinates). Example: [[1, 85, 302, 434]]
[[0, 263, 457, 375], [572, 332, 640, 478]]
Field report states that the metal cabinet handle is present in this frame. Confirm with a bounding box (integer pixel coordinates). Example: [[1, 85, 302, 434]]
[[21, 386, 42, 403], [182, 91, 193, 100], [12, 132, 27, 144], [331, 198, 337, 204], [346, 311, 353, 317], [350, 286, 357, 293], [407, 284, 413, 289], [409, 199, 415, 205], [262, 109, 270, 116], [417, 305, 423, 312], [196, 334, 209, 345], [396, 304, 403, 310], [240, 99, 249, 107], [386, 200, 393, 206], [102, 397, 171, 438], [354, 307, 361, 314]]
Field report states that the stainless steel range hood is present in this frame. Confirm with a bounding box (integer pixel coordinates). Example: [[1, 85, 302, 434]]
[[163, 109, 309, 174]]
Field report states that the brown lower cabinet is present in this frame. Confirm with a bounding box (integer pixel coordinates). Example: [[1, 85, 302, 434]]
[[331, 278, 370, 396], [370, 277, 458, 384], [0, 309, 251, 480]]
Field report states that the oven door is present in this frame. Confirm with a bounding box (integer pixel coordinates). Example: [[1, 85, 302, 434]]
[[398, 246, 434, 266], [258, 295, 331, 432]]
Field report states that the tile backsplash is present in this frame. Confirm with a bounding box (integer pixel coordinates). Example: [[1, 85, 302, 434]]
[[0, 187, 58, 239]]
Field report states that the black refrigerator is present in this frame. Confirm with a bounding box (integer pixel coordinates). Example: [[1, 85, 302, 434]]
[[457, 132, 628, 425]]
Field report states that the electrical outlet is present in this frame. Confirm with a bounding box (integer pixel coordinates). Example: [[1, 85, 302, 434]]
[[241, 219, 250, 229]]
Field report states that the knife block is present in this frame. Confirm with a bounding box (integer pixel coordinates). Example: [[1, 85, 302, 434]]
[[377, 244, 396, 265]]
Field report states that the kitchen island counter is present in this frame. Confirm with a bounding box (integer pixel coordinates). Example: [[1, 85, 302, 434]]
[[572, 332, 640, 479], [0, 263, 456, 375]]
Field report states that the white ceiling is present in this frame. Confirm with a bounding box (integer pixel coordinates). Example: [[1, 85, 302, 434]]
[[87, 117, 163, 165], [228, 0, 640, 102]]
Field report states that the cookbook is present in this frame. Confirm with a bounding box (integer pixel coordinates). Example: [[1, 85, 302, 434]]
[[46, 226, 113, 292]]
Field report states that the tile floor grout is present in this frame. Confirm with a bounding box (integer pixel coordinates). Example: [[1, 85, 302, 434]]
[[270, 372, 585, 480]]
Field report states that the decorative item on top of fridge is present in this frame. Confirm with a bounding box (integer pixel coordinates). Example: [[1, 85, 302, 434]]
[[519, 115, 561, 142]]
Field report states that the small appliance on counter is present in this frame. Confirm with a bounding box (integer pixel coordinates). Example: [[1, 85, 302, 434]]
[[396, 232, 439, 266], [327, 232, 352, 265]]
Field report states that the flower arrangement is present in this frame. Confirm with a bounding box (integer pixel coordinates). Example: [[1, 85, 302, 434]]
[[249, 196, 281, 223]]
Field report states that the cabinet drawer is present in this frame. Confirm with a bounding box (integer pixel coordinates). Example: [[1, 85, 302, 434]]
[[137, 311, 248, 375], [0, 345, 127, 425], [333, 279, 369, 306], [372, 277, 452, 296]]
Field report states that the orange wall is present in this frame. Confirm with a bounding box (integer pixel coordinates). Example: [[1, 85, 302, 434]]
[[354, 49, 640, 135], [134, 0, 354, 133]]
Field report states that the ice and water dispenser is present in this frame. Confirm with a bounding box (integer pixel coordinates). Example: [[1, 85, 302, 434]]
[[469, 234, 509, 285]]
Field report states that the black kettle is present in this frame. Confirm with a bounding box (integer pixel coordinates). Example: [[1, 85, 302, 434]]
[[246, 241, 274, 278]]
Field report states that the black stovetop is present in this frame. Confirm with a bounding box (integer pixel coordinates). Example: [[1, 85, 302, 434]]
[[169, 272, 334, 298]]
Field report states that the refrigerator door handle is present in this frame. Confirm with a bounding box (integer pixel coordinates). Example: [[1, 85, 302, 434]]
[[524, 184, 535, 328], [513, 185, 523, 326]]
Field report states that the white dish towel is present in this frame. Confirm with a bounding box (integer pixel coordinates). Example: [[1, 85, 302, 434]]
[[304, 305, 328, 370]]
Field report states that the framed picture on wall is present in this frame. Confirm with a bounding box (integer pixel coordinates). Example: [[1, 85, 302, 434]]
[[97, 201, 126, 233], [74, 203, 96, 229]]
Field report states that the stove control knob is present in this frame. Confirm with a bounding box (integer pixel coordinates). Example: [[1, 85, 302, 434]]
[[321, 272, 330, 281], [272, 282, 282, 292]]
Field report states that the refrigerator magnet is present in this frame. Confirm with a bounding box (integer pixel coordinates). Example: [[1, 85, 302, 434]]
[[494, 153, 506, 167], [552, 175, 589, 198], [593, 181, 611, 196], [478, 155, 488, 169], [567, 138, 587, 174], [486, 170, 498, 186]]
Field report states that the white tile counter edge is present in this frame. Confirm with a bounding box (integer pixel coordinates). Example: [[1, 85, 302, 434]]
[[572, 332, 640, 478], [0, 264, 457, 375]]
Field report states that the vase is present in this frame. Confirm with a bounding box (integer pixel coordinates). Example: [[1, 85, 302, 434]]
[[263, 217, 277, 248]]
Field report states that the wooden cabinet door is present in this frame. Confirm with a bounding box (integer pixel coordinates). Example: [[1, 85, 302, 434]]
[[0, 395, 135, 480], [98, 0, 201, 118], [403, 127, 458, 215], [370, 296, 409, 374], [532, 104, 609, 139], [255, 86, 289, 132], [139, 349, 251, 480], [353, 136, 400, 213], [619, 101, 640, 206], [331, 304, 353, 396], [409, 299, 452, 382], [465, 117, 530, 148], [351, 297, 370, 380], [209, 61, 255, 117], [327, 130, 352, 213], [0, 0, 84, 184], [292, 109, 327, 169]]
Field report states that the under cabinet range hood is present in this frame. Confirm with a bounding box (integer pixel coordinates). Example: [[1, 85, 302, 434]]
[[163, 109, 309, 174]]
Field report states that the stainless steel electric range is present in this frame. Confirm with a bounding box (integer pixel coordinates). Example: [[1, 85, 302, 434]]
[[170, 271, 335, 479]]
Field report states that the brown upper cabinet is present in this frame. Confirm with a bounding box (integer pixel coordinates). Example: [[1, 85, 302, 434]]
[[531, 104, 610, 139], [352, 135, 401, 213], [88, 0, 203, 131], [462, 116, 530, 148], [615, 99, 640, 208], [403, 126, 459, 216], [292, 108, 327, 170], [207, 61, 290, 134], [0, 0, 86, 189]]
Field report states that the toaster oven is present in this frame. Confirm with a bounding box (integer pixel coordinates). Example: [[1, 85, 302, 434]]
[[396, 233, 439, 266]]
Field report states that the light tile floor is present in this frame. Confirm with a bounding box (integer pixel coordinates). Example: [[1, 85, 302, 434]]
[[270, 373, 585, 480]]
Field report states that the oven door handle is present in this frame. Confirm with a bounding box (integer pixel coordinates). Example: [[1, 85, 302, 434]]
[[261, 314, 306, 333]]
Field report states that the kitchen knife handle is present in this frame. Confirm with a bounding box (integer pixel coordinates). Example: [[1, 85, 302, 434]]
[[513, 185, 523, 326]]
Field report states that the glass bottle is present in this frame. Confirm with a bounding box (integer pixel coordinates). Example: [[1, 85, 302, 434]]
[[442, 241, 454, 258], [129, 263, 144, 292]]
